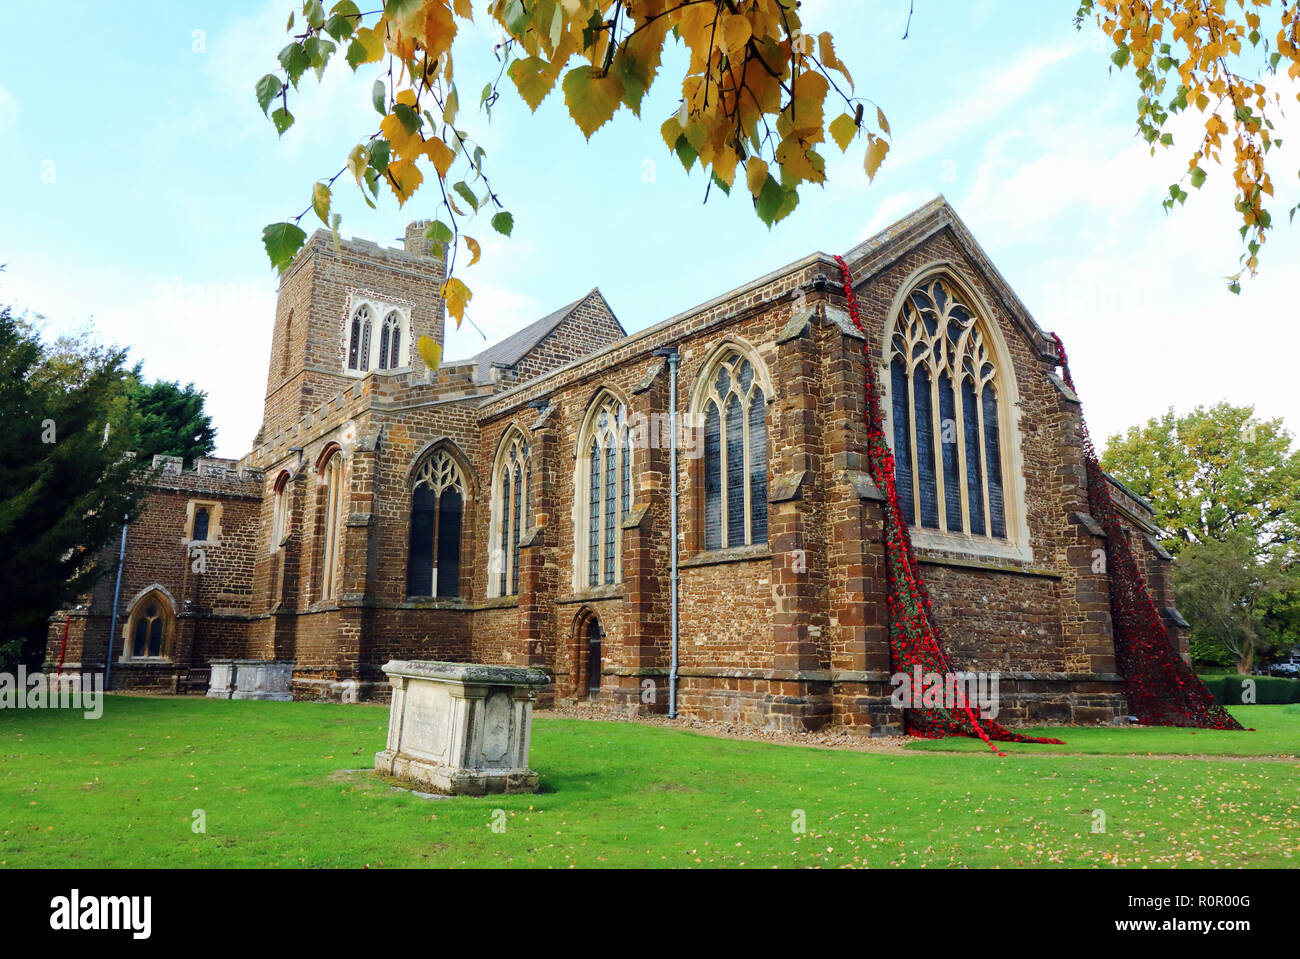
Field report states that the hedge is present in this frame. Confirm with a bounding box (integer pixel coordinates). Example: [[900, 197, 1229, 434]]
[[1199, 674, 1300, 706]]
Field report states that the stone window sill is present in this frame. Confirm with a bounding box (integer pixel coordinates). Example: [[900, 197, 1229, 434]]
[[558, 585, 626, 605], [681, 544, 772, 569]]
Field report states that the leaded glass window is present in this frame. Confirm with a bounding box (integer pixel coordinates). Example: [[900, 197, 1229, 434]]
[[889, 277, 1007, 539], [699, 351, 768, 550], [490, 430, 530, 597], [578, 394, 632, 588], [407, 449, 467, 598]]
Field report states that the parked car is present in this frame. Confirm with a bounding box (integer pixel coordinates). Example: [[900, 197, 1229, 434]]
[[1267, 661, 1300, 677]]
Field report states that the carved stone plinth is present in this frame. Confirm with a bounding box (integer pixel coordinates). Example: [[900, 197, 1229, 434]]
[[208, 660, 294, 701], [374, 661, 548, 795]]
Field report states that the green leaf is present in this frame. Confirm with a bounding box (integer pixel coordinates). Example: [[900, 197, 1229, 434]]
[[304, 0, 325, 30], [372, 78, 387, 114], [393, 102, 421, 135], [324, 13, 355, 43], [1111, 46, 1130, 69], [255, 74, 283, 116], [424, 220, 454, 257], [368, 139, 390, 173], [303, 36, 336, 78], [491, 211, 514, 237], [271, 107, 295, 135], [277, 43, 311, 88], [262, 222, 307, 272], [673, 134, 698, 172], [755, 175, 797, 227], [346, 37, 370, 70], [1190, 166, 1207, 189], [453, 181, 479, 212]]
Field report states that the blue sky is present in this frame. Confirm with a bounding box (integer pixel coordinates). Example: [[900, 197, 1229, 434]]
[[2, 1, 1298, 458]]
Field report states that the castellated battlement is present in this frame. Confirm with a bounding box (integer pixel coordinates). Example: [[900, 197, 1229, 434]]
[[241, 358, 496, 472], [143, 454, 263, 496]]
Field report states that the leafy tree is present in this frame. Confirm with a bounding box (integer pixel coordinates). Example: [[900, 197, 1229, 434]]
[[257, 0, 1300, 334], [128, 377, 217, 468], [256, 0, 893, 356], [1076, 1, 1300, 289], [1100, 403, 1300, 558], [0, 308, 149, 670], [1174, 532, 1298, 673]]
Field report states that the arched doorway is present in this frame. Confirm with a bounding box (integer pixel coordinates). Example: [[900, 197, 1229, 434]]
[[573, 607, 603, 700], [585, 616, 602, 700]]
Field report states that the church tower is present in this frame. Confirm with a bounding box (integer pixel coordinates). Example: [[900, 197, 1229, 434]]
[[259, 222, 446, 442]]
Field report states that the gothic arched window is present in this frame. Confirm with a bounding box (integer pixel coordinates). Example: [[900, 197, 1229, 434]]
[[379, 311, 403, 370], [347, 305, 372, 372], [489, 429, 530, 597], [889, 276, 1007, 539], [319, 450, 345, 600], [576, 392, 633, 588], [192, 506, 210, 543], [124, 589, 174, 660], [697, 349, 768, 550], [270, 471, 291, 552], [407, 449, 466, 598]]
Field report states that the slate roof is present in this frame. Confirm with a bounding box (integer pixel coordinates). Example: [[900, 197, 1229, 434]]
[[463, 289, 613, 384]]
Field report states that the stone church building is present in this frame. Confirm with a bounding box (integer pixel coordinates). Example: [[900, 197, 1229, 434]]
[[46, 197, 1186, 733]]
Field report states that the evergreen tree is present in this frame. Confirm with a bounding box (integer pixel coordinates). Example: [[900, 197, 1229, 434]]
[[129, 377, 216, 467], [0, 308, 148, 670]]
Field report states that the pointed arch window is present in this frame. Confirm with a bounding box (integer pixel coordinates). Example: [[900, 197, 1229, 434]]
[[270, 471, 291, 552], [346, 305, 372, 372], [378, 311, 403, 370], [698, 350, 768, 550], [319, 450, 345, 600], [123, 590, 175, 661], [576, 393, 633, 588], [407, 449, 466, 598], [489, 430, 531, 597], [343, 299, 409, 375], [889, 277, 1007, 540]]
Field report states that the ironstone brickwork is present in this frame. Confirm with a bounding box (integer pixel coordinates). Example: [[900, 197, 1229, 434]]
[[46, 198, 1188, 733]]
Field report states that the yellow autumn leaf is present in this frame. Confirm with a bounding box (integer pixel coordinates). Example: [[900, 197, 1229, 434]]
[[720, 14, 752, 59], [386, 158, 423, 206], [464, 235, 481, 267], [818, 32, 854, 90], [441, 277, 472, 326], [346, 143, 368, 185], [312, 181, 331, 225], [562, 65, 624, 139], [510, 57, 559, 112], [746, 157, 768, 198], [864, 134, 889, 182], [452, 0, 473, 21], [352, 24, 385, 65], [829, 112, 858, 153], [713, 145, 739, 188], [417, 335, 443, 372], [423, 136, 456, 179]]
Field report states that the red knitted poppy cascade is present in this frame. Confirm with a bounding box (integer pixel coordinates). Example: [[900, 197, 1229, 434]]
[[1049, 333, 1242, 730], [834, 256, 1062, 751]]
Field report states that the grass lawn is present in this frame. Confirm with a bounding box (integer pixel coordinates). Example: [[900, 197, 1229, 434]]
[[2, 696, 1297, 868]]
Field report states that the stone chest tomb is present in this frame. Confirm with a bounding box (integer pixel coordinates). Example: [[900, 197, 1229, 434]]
[[374, 660, 548, 795]]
